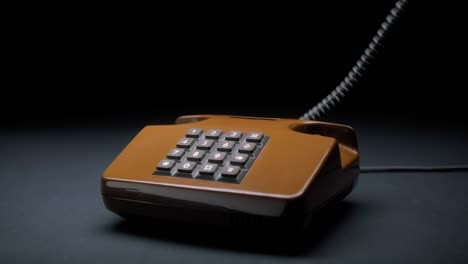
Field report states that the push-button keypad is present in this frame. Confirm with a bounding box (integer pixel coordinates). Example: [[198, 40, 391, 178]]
[[154, 128, 269, 183]]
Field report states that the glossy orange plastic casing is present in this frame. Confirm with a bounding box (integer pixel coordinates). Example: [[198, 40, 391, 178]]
[[101, 115, 359, 228]]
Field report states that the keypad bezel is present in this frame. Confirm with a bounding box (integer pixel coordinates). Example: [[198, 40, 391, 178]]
[[153, 128, 269, 183]]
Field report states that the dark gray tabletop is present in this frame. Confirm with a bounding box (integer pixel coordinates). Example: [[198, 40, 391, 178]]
[[1, 117, 467, 264]]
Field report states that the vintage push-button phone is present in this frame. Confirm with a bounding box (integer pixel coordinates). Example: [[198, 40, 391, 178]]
[[101, 115, 359, 229]]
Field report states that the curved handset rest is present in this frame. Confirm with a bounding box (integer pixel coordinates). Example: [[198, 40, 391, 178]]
[[288, 121, 358, 150], [175, 115, 215, 124]]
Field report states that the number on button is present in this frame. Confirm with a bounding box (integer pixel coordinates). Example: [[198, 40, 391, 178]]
[[186, 128, 202, 138], [196, 139, 214, 150], [217, 141, 234, 152], [177, 161, 196, 173], [167, 148, 185, 159], [156, 159, 175, 171], [187, 150, 205, 161], [206, 129, 222, 139], [239, 142, 257, 153], [221, 165, 240, 178], [246, 132, 264, 142], [225, 130, 243, 141], [198, 163, 218, 176], [177, 138, 194, 148], [208, 152, 226, 163], [230, 153, 248, 165]]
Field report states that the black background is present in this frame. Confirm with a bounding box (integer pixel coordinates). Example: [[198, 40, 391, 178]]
[[3, 1, 466, 127], [2, 1, 468, 263]]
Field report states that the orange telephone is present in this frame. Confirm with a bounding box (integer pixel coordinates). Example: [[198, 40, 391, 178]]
[[101, 115, 359, 230]]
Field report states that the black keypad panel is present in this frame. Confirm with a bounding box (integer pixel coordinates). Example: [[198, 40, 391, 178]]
[[153, 128, 269, 183]]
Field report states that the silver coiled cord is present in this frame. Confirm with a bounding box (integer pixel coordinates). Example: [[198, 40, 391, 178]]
[[300, 0, 408, 120]]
